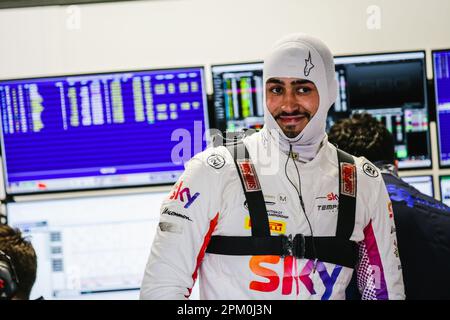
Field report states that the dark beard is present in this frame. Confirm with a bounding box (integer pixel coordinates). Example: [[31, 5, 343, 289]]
[[283, 128, 300, 138]]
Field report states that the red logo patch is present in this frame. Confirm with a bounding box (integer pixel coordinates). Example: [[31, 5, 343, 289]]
[[237, 160, 261, 192], [327, 192, 338, 201], [341, 163, 356, 197]]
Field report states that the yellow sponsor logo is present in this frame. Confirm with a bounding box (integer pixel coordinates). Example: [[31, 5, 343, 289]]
[[245, 216, 286, 234]]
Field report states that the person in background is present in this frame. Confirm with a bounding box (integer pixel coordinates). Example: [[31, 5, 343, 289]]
[[0, 224, 37, 300], [328, 112, 450, 299]]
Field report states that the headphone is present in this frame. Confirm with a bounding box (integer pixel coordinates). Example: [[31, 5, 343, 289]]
[[0, 250, 19, 300]]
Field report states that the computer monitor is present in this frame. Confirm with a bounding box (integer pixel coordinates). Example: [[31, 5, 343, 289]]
[[433, 49, 450, 167], [330, 51, 431, 169], [0, 67, 209, 194], [440, 176, 450, 207], [0, 156, 5, 200], [211, 62, 264, 132], [6, 190, 200, 300], [402, 175, 434, 198]]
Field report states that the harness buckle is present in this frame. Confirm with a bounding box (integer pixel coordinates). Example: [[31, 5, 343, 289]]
[[293, 234, 306, 259], [280, 234, 293, 257], [280, 234, 305, 258]]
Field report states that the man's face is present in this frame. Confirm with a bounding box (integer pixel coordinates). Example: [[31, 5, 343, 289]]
[[266, 77, 320, 138]]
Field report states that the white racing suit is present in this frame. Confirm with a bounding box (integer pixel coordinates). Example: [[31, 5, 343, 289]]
[[140, 129, 405, 300]]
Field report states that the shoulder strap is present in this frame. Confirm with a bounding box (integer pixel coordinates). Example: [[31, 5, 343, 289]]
[[336, 149, 357, 240], [207, 235, 358, 269], [225, 141, 270, 237]]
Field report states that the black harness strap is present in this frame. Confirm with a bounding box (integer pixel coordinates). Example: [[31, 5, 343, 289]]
[[305, 237, 358, 268], [206, 142, 359, 269], [336, 149, 357, 240], [207, 236, 285, 256], [226, 141, 270, 237], [207, 236, 358, 269]]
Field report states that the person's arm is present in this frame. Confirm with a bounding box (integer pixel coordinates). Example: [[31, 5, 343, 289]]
[[356, 175, 405, 300], [140, 152, 223, 300]]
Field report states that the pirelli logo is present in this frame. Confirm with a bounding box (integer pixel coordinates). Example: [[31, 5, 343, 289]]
[[237, 160, 261, 192], [340, 163, 356, 197], [245, 217, 286, 234]]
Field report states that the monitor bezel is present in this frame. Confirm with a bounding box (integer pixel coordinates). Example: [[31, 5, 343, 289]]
[[210, 60, 264, 72], [432, 49, 450, 168], [332, 50, 432, 171], [5, 186, 170, 219], [0, 65, 210, 196], [439, 174, 450, 204]]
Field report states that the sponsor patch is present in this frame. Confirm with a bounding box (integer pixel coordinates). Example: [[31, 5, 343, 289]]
[[169, 181, 200, 208], [268, 211, 289, 219], [264, 194, 288, 204], [159, 222, 183, 234], [278, 194, 288, 204], [317, 193, 339, 201], [264, 194, 277, 201], [393, 240, 399, 258], [207, 154, 225, 169], [243, 200, 275, 210], [363, 162, 379, 178], [340, 163, 356, 197], [161, 207, 192, 222], [245, 216, 286, 234], [327, 192, 339, 201], [237, 160, 261, 192], [317, 204, 338, 213]]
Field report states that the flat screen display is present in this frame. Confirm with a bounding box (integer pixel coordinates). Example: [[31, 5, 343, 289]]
[[0, 67, 209, 194]]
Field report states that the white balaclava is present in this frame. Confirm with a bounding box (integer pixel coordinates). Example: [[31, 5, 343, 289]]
[[263, 33, 338, 162]]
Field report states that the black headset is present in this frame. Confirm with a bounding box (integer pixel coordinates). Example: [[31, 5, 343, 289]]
[[0, 250, 19, 300]]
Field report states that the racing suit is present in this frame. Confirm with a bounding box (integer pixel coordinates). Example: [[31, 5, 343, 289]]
[[140, 129, 405, 300]]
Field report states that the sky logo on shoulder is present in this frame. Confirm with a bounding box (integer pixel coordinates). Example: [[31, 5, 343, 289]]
[[170, 181, 200, 208]]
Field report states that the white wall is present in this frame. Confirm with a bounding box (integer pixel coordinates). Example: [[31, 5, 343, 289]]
[[1, 0, 450, 199], [1, 0, 450, 83]]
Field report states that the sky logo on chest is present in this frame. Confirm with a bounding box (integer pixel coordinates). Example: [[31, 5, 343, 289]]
[[315, 192, 339, 214], [249, 256, 342, 300]]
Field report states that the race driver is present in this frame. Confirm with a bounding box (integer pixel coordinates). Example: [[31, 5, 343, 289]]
[[140, 33, 405, 300]]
